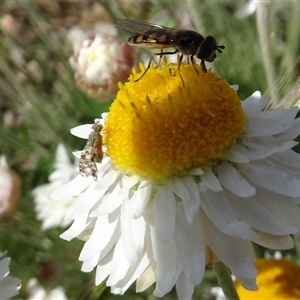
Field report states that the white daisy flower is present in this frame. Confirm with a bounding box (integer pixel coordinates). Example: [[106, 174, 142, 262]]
[[33, 144, 77, 230], [27, 278, 67, 300], [50, 58, 300, 299], [0, 252, 21, 300]]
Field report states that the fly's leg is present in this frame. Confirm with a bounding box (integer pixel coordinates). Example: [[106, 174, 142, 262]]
[[200, 60, 207, 73], [190, 55, 199, 75]]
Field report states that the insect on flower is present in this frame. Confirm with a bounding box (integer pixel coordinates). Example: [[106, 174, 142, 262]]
[[116, 19, 225, 83], [79, 122, 104, 181]]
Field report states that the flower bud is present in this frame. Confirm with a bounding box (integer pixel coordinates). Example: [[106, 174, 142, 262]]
[[69, 25, 134, 101]]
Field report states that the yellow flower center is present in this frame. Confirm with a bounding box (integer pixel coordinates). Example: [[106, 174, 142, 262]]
[[104, 58, 246, 181], [235, 258, 300, 299]]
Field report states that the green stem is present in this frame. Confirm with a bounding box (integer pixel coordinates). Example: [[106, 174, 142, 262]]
[[212, 261, 240, 300], [251, 242, 264, 259]]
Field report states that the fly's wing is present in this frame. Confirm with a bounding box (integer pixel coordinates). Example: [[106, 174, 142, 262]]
[[116, 19, 174, 35], [116, 19, 180, 46]]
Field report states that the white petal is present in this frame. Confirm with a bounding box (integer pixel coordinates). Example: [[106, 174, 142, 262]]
[[234, 275, 258, 291], [153, 186, 176, 242], [106, 240, 130, 287], [70, 124, 93, 139], [120, 174, 139, 191], [256, 187, 300, 231], [60, 212, 89, 241], [136, 265, 155, 292], [267, 157, 300, 178], [201, 211, 257, 290], [253, 230, 294, 249], [121, 198, 146, 266], [224, 144, 249, 163], [242, 93, 268, 118], [95, 167, 120, 190], [66, 186, 106, 219], [255, 106, 297, 126], [224, 190, 298, 235], [243, 161, 300, 197], [275, 117, 300, 142], [76, 220, 95, 241], [217, 162, 256, 197], [112, 253, 149, 294], [181, 177, 201, 223], [188, 168, 204, 175], [72, 150, 81, 159], [95, 250, 113, 285], [48, 175, 91, 200], [201, 166, 222, 192], [90, 185, 123, 217], [169, 177, 190, 201], [0, 276, 21, 299], [81, 252, 101, 272], [244, 107, 298, 137], [243, 122, 275, 138], [79, 213, 119, 262], [242, 136, 297, 159], [230, 84, 239, 91], [132, 181, 152, 219], [146, 219, 179, 296], [175, 273, 195, 300], [272, 150, 300, 170], [101, 112, 108, 119], [0, 257, 9, 279], [201, 190, 257, 239], [54, 144, 71, 167], [173, 205, 205, 286]]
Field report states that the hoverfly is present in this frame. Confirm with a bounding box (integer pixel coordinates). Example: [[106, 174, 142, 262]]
[[79, 122, 104, 181], [116, 19, 225, 83]]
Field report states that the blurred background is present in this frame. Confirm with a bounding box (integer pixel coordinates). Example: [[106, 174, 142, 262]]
[[0, 1, 300, 299]]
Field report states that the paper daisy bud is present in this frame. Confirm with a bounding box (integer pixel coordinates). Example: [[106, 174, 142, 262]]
[[50, 58, 300, 300], [69, 29, 134, 101], [0, 156, 20, 218], [0, 252, 21, 299]]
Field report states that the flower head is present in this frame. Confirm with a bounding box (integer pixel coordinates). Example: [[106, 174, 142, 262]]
[[33, 144, 77, 230], [51, 58, 300, 299], [105, 58, 245, 181]]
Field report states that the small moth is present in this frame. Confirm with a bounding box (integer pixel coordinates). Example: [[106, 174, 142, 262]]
[[79, 122, 104, 181]]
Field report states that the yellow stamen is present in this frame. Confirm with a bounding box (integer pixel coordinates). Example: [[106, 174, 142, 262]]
[[104, 58, 246, 181]]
